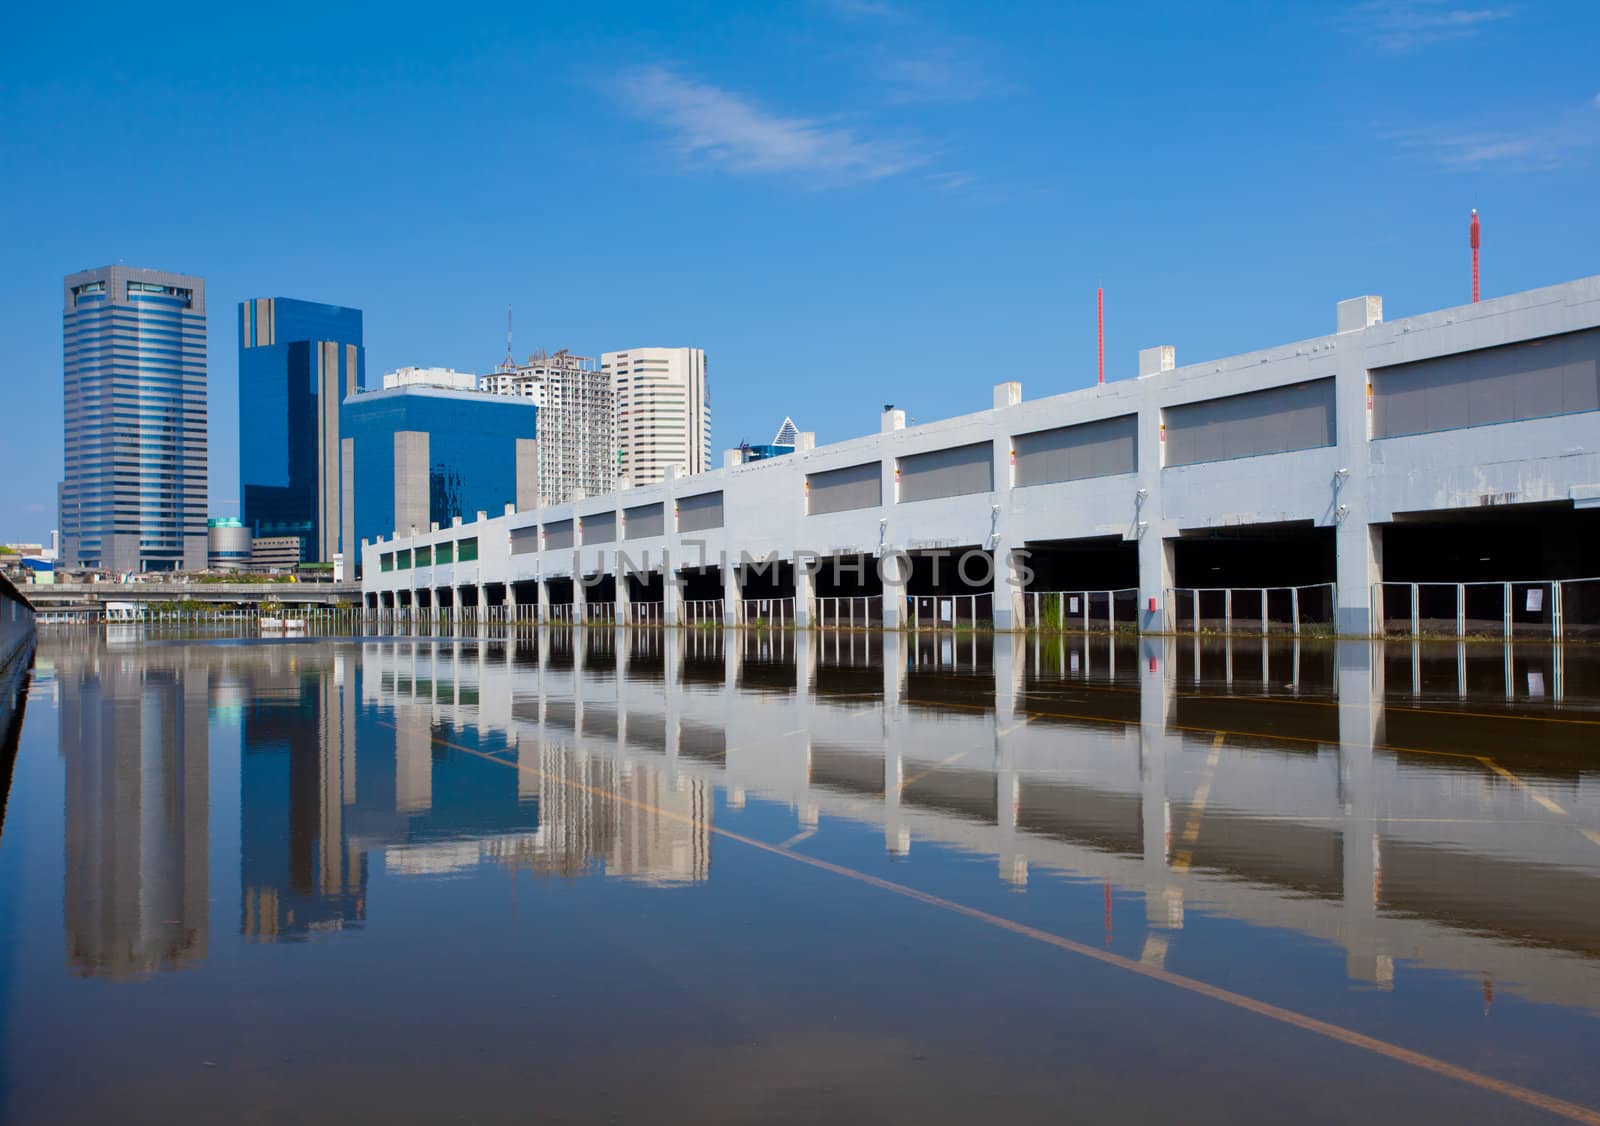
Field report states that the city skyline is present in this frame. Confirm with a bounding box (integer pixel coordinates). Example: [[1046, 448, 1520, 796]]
[[6, 2, 1600, 543]]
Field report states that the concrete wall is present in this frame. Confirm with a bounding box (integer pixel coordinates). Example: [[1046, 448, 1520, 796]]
[[0, 572, 37, 676], [364, 275, 1600, 633]]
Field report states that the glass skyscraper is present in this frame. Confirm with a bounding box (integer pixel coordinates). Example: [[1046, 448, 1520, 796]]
[[61, 266, 208, 572], [341, 386, 539, 557], [238, 298, 364, 564]]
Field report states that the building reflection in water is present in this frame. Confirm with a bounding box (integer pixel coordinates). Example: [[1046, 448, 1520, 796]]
[[55, 647, 209, 979], [367, 636, 711, 886], [240, 648, 364, 940], [397, 624, 1597, 1015], [43, 626, 1600, 1014]]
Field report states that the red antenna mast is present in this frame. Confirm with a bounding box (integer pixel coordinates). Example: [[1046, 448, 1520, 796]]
[[1097, 286, 1105, 385], [1470, 210, 1481, 303]]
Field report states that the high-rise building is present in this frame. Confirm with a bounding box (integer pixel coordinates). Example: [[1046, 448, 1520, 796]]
[[61, 267, 208, 572], [602, 347, 711, 487], [340, 385, 539, 551], [238, 297, 364, 564], [481, 350, 616, 504]]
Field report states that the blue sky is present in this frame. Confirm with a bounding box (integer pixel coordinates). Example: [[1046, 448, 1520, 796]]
[[2, 0, 1597, 543]]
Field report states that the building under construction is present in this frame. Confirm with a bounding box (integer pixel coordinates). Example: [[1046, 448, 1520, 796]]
[[482, 349, 616, 506]]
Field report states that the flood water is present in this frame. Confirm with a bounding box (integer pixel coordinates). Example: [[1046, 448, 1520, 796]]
[[2, 628, 1598, 1124]]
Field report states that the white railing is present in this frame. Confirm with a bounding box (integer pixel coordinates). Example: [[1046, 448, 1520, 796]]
[[1024, 588, 1139, 633], [742, 596, 794, 628], [546, 603, 578, 624], [907, 592, 992, 629], [584, 602, 617, 625], [627, 601, 665, 625], [1167, 584, 1337, 636], [681, 598, 724, 625], [815, 594, 883, 629], [1373, 577, 1598, 641]]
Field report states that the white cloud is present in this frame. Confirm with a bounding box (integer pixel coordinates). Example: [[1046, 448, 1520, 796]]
[[1385, 99, 1600, 170], [616, 67, 920, 182], [926, 170, 979, 192], [1347, 0, 1514, 52]]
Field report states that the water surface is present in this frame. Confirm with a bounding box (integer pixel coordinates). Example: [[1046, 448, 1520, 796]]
[[1, 629, 1597, 1124]]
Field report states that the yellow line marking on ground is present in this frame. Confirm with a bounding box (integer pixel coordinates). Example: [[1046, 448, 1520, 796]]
[[1173, 735, 1226, 855], [1481, 758, 1571, 817], [1582, 829, 1600, 849], [900, 749, 972, 790], [386, 719, 1600, 1126]]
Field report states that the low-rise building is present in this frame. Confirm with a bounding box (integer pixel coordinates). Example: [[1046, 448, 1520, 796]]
[[340, 384, 540, 561], [207, 517, 253, 571], [251, 536, 301, 572]]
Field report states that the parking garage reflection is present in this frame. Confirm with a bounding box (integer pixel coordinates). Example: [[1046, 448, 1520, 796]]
[[241, 642, 712, 942], [420, 625, 1600, 1015]]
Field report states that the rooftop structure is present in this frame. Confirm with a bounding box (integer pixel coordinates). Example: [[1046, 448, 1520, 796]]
[[383, 366, 480, 391]]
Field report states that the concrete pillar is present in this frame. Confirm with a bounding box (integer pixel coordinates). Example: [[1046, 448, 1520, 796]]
[[724, 626, 742, 688], [1138, 533, 1175, 634], [505, 581, 518, 626], [882, 630, 906, 710], [477, 584, 487, 631], [1135, 343, 1169, 633], [723, 563, 742, 628], [994, 543, 1026, 631], [664, 565, 683, 626], [882, 550, 908, 629], [616, 563, 631, 625], [1336, 523, 1382, 636], [1140, 635, 1180, 928], [884, 728, 908, 857], [536, 575, 550, 623], [994, 631, 1026, 885], [796, 628, 816, 702], [1333, 298, 1383, 635], [795, 557, 815, 629], [573, 561, 588, 624], [1338, 641, 1388, 986]]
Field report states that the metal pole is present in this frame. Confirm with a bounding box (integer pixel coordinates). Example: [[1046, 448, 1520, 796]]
[[1291, 586, 1300, 636], [1224, 588, 1232, 636], [1410, 583, 1420, 639], [1457, 582, 1466, 639]]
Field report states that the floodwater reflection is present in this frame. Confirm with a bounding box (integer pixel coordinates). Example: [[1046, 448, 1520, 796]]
[[2, 628, 1598, 1123]]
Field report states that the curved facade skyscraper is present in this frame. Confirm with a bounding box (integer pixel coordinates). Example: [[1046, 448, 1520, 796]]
[[60, 266, 208, 572]]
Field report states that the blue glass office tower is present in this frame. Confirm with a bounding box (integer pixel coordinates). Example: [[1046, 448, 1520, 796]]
[[61, 266, 208, 572], [238, 298, 364, 563], [341, 386, 538, 556]]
